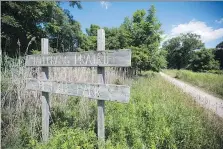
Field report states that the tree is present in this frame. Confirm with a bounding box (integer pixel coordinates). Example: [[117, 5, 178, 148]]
[[189, 48, 220, 72], [131, 46, 150, 72], [119, 5, 166, 72], [103, 27, 129, 50], [215, 41, 223, 69], [81, 24, 101, 51], [163, 33, 204, 69], [86, 24, 100, 36], [1, 1, 82, 56], [216, 41, 223, 49]]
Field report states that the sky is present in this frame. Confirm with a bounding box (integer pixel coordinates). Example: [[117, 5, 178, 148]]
[[60, 2, 223, 48]]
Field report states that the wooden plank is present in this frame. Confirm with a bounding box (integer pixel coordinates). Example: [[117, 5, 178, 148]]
[[26, 79, 130, 103], [42, 92, 49, 142], [41, 38, 50, 142], [97, 29, 105, 142], [25, 49, 131, 67]]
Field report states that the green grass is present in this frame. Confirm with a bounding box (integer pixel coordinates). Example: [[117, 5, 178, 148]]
[[163, 69, 223, 99], [32, 72, 223, 149]]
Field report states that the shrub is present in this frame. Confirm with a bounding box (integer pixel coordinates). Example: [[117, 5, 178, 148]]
[[30, 128, 97, 149]]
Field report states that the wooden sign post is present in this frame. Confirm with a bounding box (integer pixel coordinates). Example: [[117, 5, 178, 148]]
[[25, 29, 131, 143], [97, 29, 105, 142], [41, 38, 50, 142]]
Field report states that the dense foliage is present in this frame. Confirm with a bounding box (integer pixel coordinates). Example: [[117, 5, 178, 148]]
[[162, 33, 222, 71], [215, 41, 223, 69], [2, 2, 166, 72], [216, 41, 223, 49], [190, 48, 220, 72], [1, 1, 83, 56], [162, 33, 204, 69], [119, 7, 167, 71]]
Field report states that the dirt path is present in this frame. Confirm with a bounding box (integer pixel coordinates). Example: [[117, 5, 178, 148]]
[[160, 72, 223, 118]]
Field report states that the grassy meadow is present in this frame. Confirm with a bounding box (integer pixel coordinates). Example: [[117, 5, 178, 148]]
[[32, 72, 223, 149], [163, 69, 223, 99], [2, 57, 223, 148], [2, 2, 223, 148]]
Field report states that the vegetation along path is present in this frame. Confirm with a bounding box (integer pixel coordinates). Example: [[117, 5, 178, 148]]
[[160, 72, 223, 118]]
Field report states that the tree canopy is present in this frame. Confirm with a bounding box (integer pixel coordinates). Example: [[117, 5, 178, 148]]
[[190, 48, 220, 72], [3, 2, 220, 72], [216, 41, 223, 49], [2, 1, 82, 56], [215, 41, 223, 69], [163, 33, 204, 69]]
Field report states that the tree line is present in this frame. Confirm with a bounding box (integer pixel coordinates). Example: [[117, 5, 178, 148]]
[[1, 1, 222, 72], [1, 1, 166, 72], [162, 34, 223, 72]]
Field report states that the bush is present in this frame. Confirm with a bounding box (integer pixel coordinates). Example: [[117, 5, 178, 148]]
[[30, 128, 97, 149]]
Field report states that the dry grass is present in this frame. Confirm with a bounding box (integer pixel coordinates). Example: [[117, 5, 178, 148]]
[[1, 55, 132, 148]]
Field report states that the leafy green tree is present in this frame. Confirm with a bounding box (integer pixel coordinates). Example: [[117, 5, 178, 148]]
[[163, 33, 204, 69], [216, 41, 223, 49], [189, 48, 220, 72], [86, 24, 100, 36], [144, 5, 164, 71], [119, 5, 165, 72], [83, 24, 101, 51], [131, 10, 147, 47], [131, 46, 150, 73], [78, 34, 92, 51], [162, 36, 181, 69], [145, 5, 162, 52], [43, 3, 83, 53], [1, 1, 82, 56], [149, 49, 167, 72], [215, 41, 223, 69], [2, 2, 52, 56], [103, 27, 129, 50]]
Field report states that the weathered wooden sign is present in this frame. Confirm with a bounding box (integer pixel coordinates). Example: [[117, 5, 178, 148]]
[[26, 79, 130, 103], [25, 50, 131, 67], [25, 29, 131, 144]]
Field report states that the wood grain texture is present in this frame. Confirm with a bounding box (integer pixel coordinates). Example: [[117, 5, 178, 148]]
[[26, 79, 130, 103], [97, 29, 106, 142], [25, 49, 131, 67], [41, 38, 50, 142]]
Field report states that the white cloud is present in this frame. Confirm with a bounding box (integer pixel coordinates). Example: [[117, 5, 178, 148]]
[[100, 1, 111, 10], [215, 18, 223, 24], [170, 20, 223, 43]]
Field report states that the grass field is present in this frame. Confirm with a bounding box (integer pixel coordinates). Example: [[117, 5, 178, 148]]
[[163, 69, 223, 99], [32, 72, 223, 149], [2, 57, 223, 148]]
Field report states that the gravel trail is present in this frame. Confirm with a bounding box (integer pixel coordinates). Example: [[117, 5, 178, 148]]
[[160, 72, 223, 118]]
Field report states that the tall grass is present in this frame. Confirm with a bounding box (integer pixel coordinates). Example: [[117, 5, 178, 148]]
[[33, 72, 223, 149], [163, 69, 223, 98], [1, 55, 130, 149], [2, 55, 223, 148]]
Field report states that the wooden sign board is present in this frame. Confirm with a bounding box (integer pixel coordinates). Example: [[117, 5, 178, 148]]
[[25, 50, 131, 67], [26, 79, 130, 103]]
